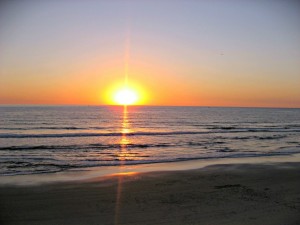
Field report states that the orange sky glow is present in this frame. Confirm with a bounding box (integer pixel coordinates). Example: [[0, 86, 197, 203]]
[[0, 1, 299, 107]]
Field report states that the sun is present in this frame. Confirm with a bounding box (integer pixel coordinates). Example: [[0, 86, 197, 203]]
[[113, 88, 138, 105], [105, 81, 147, 105]]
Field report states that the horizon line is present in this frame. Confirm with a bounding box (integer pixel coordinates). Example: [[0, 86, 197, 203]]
[[0, 104, 299, 109]]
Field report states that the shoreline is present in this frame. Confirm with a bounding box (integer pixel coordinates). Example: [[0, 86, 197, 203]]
[[1, 153, 300, 186]]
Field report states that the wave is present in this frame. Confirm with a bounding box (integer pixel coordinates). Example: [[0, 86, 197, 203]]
[[2, 147, 300, 176], [1, 127, 299, 139], [175, 151, 300, 162], [0, 143, 174, 151], [231, 134, 289, 140], [0, 131, 207, 138], [211, 127, 300, 132], [0, 126, 106, 130]]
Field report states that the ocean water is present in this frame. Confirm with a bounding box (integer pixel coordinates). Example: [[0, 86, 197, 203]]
[[0, 106, 300, 175]]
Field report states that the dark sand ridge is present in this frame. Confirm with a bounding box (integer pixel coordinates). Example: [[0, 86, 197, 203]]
[[1, 161, 300, 225]]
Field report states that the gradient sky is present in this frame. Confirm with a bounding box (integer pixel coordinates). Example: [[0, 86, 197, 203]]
[[0, 0, 299, 107]]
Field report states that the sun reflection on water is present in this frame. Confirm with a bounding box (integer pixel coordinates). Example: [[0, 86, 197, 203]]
[[117, 105, 135, 160]]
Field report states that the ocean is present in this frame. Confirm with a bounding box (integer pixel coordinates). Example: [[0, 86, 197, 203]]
[[0, 106, 300, 175]]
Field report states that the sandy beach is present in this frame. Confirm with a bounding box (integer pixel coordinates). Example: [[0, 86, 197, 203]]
[[1, 160, 300, 225]]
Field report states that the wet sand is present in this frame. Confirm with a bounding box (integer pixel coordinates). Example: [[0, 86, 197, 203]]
[[1, 162, 300, 225]]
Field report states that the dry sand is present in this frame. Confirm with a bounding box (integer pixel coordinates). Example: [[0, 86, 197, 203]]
[[1, 162, 300, 225]]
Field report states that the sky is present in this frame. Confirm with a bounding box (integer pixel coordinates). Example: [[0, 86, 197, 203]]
[[0, 0, 299, 107]]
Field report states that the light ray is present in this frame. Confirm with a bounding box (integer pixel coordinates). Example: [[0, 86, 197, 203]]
[[114, 21, 133, 225]]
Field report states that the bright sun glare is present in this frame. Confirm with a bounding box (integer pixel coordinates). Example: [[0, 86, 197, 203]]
[[113, 88, 138, 105]]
